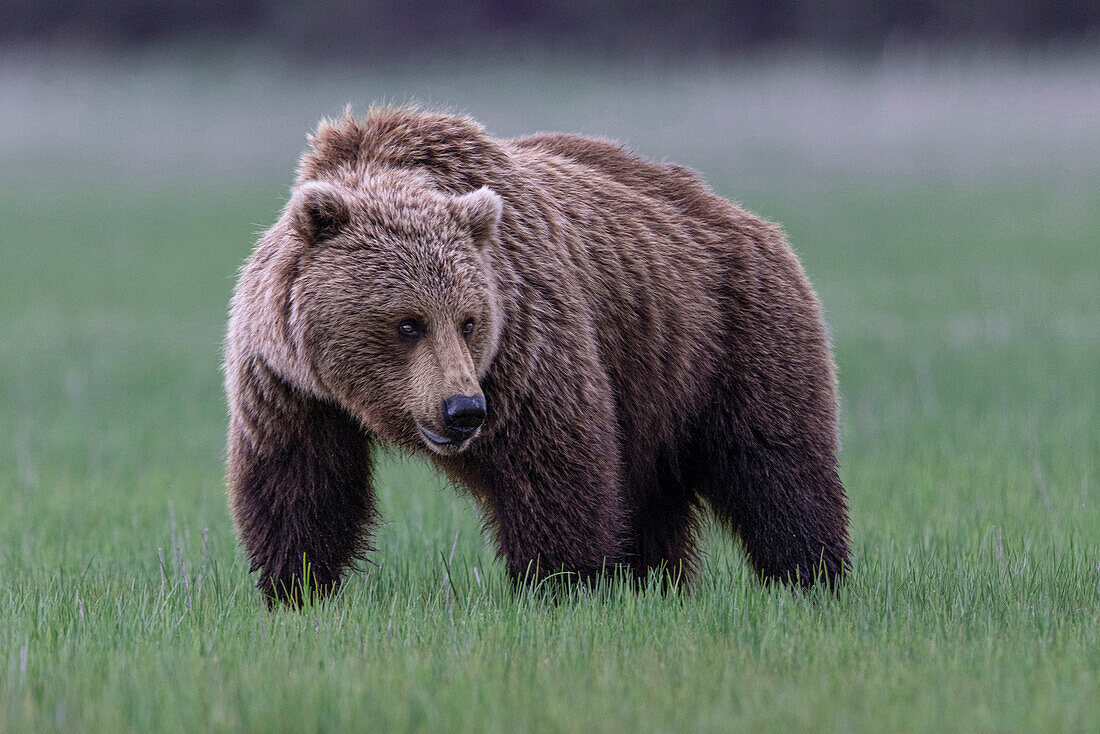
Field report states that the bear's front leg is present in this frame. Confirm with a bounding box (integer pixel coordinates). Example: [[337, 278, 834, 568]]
[[467, 368, 629, 587], [226, 356, 378, 606]]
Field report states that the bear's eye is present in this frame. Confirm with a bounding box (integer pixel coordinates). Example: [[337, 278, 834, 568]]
[[462, 318, 476, 337], [397, 319, 424, 340]]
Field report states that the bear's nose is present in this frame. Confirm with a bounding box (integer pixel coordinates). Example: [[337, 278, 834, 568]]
[[441, 394, 486, 438]]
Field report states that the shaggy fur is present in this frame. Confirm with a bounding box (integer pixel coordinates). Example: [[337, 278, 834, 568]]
[[225, 107, 850, 604]]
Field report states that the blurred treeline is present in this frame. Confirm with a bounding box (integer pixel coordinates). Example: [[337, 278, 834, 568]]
[[3, 0, 1097, 59]]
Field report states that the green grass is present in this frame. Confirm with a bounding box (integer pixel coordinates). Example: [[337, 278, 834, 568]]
[[1, 176, 1097, 733]]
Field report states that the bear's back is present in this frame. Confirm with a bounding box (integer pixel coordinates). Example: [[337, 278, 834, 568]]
[[508, 133, 738, 234]]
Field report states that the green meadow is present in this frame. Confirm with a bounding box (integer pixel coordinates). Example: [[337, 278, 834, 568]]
[[1, 59, 1097, 732]]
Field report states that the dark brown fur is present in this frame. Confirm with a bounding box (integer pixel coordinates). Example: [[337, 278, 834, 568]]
[[225, 107, 850, 604]]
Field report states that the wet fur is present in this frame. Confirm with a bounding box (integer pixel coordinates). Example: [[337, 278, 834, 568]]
[[225, 107, 851, 604]]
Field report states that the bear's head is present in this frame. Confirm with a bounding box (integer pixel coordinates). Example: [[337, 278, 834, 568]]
[[278, 171, 504, 455]]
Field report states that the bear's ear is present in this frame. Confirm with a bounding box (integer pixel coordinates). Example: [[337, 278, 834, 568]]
[[452, 187, 503, 249], [288, 181, 351, 244]]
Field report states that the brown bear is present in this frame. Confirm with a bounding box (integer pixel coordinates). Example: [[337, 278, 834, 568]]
[[224, 107, 850, 605]]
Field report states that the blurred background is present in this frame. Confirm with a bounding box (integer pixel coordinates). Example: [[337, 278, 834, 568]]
[[2, 1, 1099, 185], [4, 0, 1099, 57]]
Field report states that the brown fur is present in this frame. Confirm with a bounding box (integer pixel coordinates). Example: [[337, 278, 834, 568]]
[[224, 107, 850, 604]]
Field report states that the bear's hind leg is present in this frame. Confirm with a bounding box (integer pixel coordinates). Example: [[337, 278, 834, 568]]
[[625, 457, 701, 590], [701, 436, 850, 588]]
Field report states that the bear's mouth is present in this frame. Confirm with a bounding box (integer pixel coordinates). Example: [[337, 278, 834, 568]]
[[417, 424, 456, 447], [415, 423, 481, 454]]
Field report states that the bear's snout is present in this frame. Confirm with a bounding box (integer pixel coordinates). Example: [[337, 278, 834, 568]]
[[441, 393, 486, 438]]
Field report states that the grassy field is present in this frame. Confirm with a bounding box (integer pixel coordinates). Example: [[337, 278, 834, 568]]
[[1, 59, 1098, 731]]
